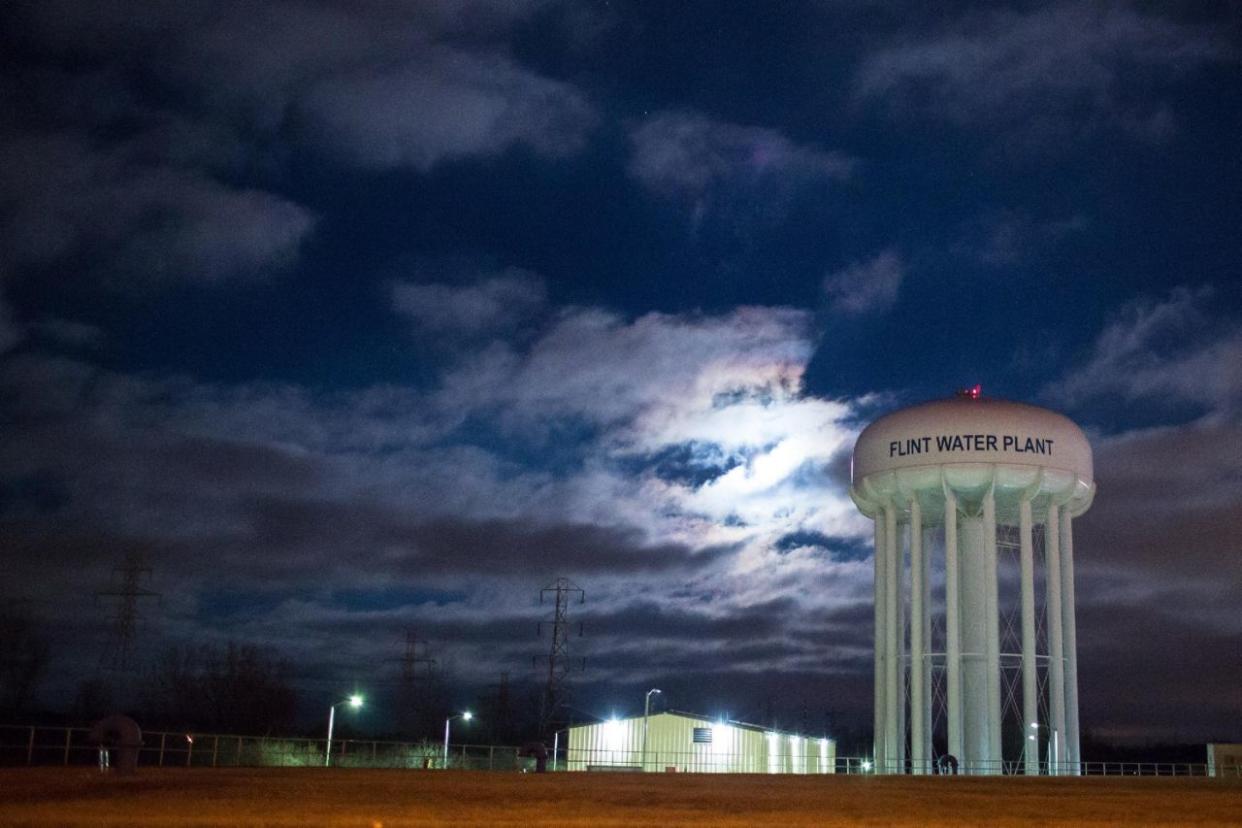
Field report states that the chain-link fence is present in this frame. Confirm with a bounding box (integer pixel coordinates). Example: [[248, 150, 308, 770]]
[[3, 725, 1237, 777]]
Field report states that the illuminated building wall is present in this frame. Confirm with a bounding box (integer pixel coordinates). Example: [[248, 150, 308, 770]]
[[566, 711, 835, 773]]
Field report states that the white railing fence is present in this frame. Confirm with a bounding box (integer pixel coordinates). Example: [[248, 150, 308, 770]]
[[0, 725, 529, 771]]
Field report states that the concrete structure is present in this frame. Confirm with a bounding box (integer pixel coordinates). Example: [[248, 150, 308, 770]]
[[566, 710, 836, 773], [851, 392, 1095, 775]]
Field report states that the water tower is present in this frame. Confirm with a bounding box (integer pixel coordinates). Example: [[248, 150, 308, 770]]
[[850, 389, 1094, 775]]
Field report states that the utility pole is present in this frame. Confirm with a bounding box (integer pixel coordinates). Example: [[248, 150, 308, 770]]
[[96, 551, 159, 671], [534, 577, 584, 738]]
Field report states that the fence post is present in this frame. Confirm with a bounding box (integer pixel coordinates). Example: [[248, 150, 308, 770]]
[[213, 736, 219, 768], [63, 728, 71, 766], [187, 736, 193, 767], [27, 727, 35, 766], [236, 736, 242, 767], [159, 732, 167, 766], [488, 745, 494, 771]]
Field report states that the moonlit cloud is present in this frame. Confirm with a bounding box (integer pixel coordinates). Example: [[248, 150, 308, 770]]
[[301, 46, 597, 171], [822, 250, 905, 315], [0, 299, 869, 700], [392, 268, 547, 337], [1048, 286, 1242, 417], [628, 111, 854, 205], [955, 210, 1088, 266]]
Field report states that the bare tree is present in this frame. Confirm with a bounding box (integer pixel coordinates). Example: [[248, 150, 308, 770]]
[[0, 609, 49, 717]]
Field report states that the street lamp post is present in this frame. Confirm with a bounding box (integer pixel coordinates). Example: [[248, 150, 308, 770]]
[[325, 694, 364, 767], [1030, 721, 1060, 776], [443, 711, 472, 769], [642, 688, 662, 771]]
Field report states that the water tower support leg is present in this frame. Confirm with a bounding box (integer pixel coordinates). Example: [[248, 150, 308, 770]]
[[884, 504, 900, 772], [896, 521, 906, 773], [921, 524, 932, 769], [1045, 502, 1066, 775], [873, 516, 887, 772], [910, 499, 925, 774], [984, 490, 1002, 773], [943, 487, 963, 766], [1020, 498, 1039, 776], [1061, 510, 1081, 775]]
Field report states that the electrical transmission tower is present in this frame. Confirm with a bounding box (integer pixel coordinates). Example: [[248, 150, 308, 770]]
[[389, 629, 436, 736], [392, 629, 437, 683], [96, 551, 159, 671], [535, 577, 584, 737]]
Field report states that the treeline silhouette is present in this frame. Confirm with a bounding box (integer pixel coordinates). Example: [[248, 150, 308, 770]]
[[140, 643, 298, 735]]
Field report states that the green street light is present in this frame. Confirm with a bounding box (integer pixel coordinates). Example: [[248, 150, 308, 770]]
[[325, 694, 364, 767], [443, 711, 473, 769]]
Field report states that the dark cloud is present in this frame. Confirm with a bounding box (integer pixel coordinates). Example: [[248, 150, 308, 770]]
[[0, 130, 314, 284], [242, 496, 730, 580], [0, 1, 596, 288], [1075, 420, 1242, 581], [855, 3, 1230, 140], [0, 292, 19, 352], [580, 598, 796, 642], [30, 317, 104, 350], [1078, 601, 1242, 742]]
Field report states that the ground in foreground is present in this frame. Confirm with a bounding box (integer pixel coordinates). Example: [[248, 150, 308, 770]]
[[2, 768, 1240, 827]]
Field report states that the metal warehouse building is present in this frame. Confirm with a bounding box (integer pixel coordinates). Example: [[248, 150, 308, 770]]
[[566, 710, 836, 773]]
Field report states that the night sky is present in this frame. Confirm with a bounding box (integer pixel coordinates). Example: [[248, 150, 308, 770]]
[[2, 2, 1240, 746]]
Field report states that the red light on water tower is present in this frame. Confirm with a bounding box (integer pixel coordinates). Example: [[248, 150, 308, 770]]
[[957, 385, 983, 399]]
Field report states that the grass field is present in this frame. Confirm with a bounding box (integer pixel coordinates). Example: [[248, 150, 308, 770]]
[[2, 768, 1240, 827]]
